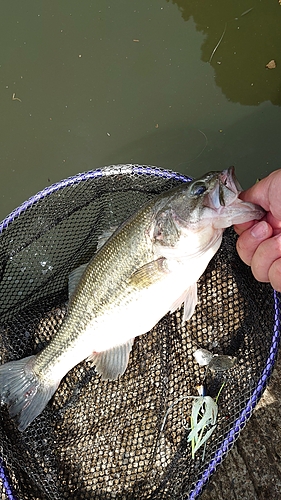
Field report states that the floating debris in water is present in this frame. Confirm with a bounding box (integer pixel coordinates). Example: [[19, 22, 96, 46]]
[[209, 23, 227, 63], [240, 8, 254, 17], [266, 60, 276, 69], [12, 93, 22, 102]]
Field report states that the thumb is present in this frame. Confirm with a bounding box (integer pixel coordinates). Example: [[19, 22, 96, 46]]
[[236, 221, 273, 266]]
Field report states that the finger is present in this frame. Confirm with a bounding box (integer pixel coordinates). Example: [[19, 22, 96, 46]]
[[234, 220, 259, 236], [266, 212, 281, 234], [251, 233, 281, 283], [268, 257, 281, 292], [234, 212, 281, 236], [240, 170, 281, 220], [236, 221, 273, 266]]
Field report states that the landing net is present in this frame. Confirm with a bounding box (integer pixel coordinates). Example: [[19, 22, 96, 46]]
[[0, 165, 280, 499]]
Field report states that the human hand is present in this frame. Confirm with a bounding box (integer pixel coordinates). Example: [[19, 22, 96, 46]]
[[234, 170, 281, 292]]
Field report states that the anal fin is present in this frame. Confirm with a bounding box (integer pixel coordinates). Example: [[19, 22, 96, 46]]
[[88, 339, 135, 380], [170, 283, 198, 323]]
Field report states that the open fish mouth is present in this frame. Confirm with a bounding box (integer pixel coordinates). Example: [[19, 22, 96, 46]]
[[204, 166, 243, 211], [219, 166, 243, 197], [217, 166, 242, 208], [204, 167, 265, 228]]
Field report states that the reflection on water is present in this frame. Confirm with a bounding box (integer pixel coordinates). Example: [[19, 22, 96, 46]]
[[0, 0, 280, 221], [168, 0, 281, 106]]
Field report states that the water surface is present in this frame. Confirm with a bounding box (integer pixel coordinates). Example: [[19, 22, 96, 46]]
[[0, 0, 280, 219]]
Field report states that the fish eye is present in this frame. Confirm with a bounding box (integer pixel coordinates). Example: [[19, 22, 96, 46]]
[[190, 181, 207, 197]]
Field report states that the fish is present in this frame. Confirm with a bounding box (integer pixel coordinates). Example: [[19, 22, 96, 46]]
[[0, 167, 265, 431]]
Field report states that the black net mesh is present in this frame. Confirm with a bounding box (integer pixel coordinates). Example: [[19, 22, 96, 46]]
[[0, 165, 280, 500]]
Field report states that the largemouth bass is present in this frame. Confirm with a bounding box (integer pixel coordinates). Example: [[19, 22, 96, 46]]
[[0, 167, 264, 431]]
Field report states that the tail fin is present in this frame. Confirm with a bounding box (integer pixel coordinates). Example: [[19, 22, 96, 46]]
[[0, 355, 59, 431]]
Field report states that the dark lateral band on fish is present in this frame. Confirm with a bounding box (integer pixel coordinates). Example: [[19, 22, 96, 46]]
[[0, 167, 265, 431]]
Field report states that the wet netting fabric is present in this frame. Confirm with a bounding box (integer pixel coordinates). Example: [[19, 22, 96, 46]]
[[0, 164, 280, 500]]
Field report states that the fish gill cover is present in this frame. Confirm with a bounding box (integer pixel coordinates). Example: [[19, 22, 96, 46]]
[[0, 164, 280, 500]]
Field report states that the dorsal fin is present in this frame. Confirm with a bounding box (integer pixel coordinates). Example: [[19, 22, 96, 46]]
[[68, 263, 88, 299]]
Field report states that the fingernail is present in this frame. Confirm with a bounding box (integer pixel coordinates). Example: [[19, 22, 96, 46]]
[[250, 221, 269, 239]]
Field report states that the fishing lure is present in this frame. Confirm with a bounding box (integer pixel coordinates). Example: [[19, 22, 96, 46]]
[[160, 385, 222, 459], [187, 394, 218, 458]]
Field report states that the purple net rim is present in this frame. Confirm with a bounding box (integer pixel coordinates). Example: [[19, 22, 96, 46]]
[[0, 459, 17, 500], [188, 290, 281, 499], [0, 164, 190, 234]]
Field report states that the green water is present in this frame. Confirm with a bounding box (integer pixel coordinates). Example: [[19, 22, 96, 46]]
[[0, 0, 280, 220]]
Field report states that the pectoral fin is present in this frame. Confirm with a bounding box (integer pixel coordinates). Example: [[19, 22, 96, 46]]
[[88, 339, 135, 380], [170, 283, 198, 323], [129, 257, 169, 287]]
